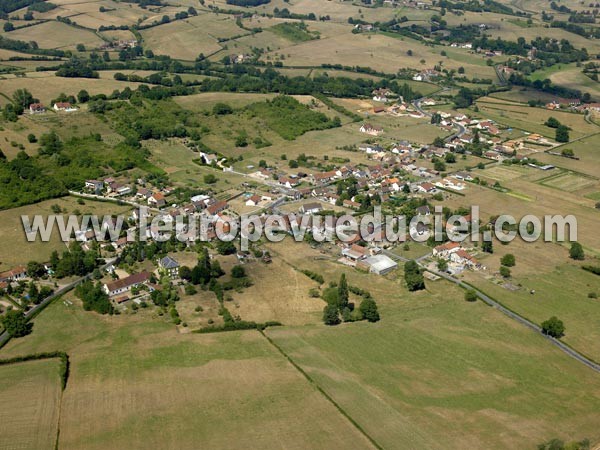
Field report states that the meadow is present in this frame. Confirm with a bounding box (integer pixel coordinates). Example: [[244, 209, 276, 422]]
[[0, 298, 374, 450], [0, 359, 62, 450], [268, 295, 600, 449]]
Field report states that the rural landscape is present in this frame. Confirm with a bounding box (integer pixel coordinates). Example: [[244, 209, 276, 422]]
[[1, 0, 600, 448]]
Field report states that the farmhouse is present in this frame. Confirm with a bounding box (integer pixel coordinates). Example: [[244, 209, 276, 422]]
[[158, 256, 180, 278], [206, 200, 229, 216], [0, 265, 27, 283], [29, 103, 45, 114], [148, 192, 166, 208], [245, 194, 262, 207], [300, 202, 323, 214], [450, 249, 481, 269], [432, 241, 460, 257], [279, 176, 300, 188], [103, 271, 151, 297], [85, 180, 104, 194], [360, 123, 383, 136], [53, 102, 77, 112], [342, 244, 370, 261]]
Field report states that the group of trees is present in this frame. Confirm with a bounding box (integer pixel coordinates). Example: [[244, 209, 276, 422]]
[[322, 274, 380, 325], [544, 117, 570, 142], [404, 260, 425, 291], [75, 280, 113, 314]]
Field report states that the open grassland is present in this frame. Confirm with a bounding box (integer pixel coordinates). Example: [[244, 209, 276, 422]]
[[0, 196, 131, 271], [222, 255, 323, 325], [267, 294, 600, 449], [0, 359, 62, 450], [0, 72, 146, 105], [1, 21, 103, 50], [174, 92, 276, 111], [473, 99, 599, 138], [0, 299, 374, 450]]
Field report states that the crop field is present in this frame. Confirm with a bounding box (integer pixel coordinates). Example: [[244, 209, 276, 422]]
[[0, 359, 62, 450], [141, 19, 224, 61], [0, 299, 374, 450], [1, 21, 103, 50], [0, 196, 132, 271]]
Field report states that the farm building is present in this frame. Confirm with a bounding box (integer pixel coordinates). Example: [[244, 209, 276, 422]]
[[359, 255, 398, 275]]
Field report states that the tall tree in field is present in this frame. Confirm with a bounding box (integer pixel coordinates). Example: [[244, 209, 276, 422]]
[[338, 273, 349, 309]]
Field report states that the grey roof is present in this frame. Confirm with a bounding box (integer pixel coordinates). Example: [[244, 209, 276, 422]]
[[363, 255, 398, 273], [160, 256, 180, 269]]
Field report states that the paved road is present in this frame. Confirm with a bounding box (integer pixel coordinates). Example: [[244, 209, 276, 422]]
[[384, 248, 600, 374]]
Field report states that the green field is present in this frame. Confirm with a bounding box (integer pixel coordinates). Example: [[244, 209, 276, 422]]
[[267, 294, 600, 449], [0, 298, 374, 450], [0, 359, 62, 450]]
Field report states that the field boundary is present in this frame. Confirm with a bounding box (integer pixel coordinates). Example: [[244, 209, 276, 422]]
[[259, 330, 383, 450]]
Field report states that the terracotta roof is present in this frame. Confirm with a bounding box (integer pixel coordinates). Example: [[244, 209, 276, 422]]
[[105, 271, 150, 293]]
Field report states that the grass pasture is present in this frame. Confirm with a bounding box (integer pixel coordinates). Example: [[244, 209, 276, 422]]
[[2, 21, 103, 50], [267, 295, 600, 449], [0, 299, 374, 450], [0, 359, 62, 450]]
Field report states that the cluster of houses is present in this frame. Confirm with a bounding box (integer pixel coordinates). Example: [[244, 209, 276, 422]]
[[29, 102, 78, 114], [412, 69, 441, 82], [432, 241, 483, 272], [98, 39, 137, 51]]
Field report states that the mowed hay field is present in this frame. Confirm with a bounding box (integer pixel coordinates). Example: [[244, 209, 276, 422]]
[[1, 21, 103, 50], [0, 196, 132, 271], [140, 13, 245, 60], [263, 32, 498, 79], [0, 300, 374, 450], [0, 359, 62, 450], [267, 296, 600, 449]]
